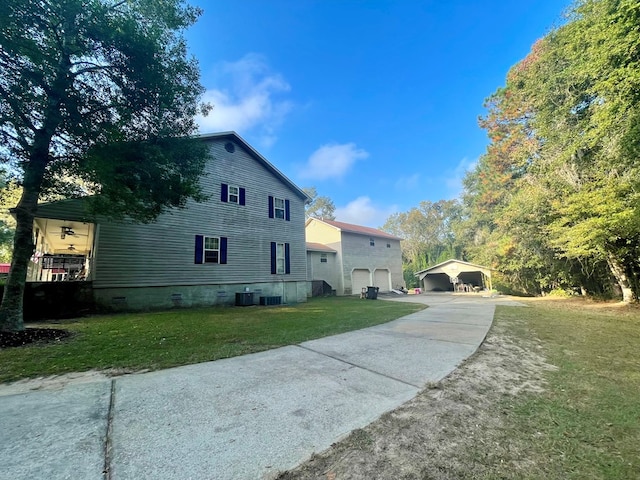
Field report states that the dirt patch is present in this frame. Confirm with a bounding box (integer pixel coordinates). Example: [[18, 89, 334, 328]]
[[277, 310, 555, 479], [0, 327, 72, 348], [0, 367, 150, 397]]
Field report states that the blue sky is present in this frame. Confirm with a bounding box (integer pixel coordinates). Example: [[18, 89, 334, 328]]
[[186, 1, 569, 227]]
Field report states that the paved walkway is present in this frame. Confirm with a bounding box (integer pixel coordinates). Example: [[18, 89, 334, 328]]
[[0, 294, 523, 480]]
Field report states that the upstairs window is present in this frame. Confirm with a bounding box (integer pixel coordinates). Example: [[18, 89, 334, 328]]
[[369, 237, 375, 247], [229, 185, 239, 204], [387, 242, 391, 248], [274, 197, 285, 219], [268, 196, 290, 221], [320, 253, 327, 263], [221, 184, 245, 205]]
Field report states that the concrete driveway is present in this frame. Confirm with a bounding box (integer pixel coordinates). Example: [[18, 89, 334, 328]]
[[0, 294, 522, 480]]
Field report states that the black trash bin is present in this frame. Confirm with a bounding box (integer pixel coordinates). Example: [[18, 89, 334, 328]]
[[366, 286, 379, 300]]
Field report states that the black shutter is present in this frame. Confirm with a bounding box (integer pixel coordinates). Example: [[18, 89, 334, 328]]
[[270, 242, 277, 274], [239, 188, 246, 206], [194, 235, 204, 264], [268, 196, 274, 218], [221, 183, 228, 202], [285, 243, 290, 274], [220, 237, 228, 264], [285, 199, 290, 221]]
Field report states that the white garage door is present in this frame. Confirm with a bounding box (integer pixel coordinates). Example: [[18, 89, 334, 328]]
[[351, 269, 371, 295], [374, 269, 390, 292]]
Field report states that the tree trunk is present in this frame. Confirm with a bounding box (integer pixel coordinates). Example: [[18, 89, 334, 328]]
[[0, 138, 50, 332], [0, 35, 69, 331], [0, 200, 37, 331], [607, 254, 636, 304]]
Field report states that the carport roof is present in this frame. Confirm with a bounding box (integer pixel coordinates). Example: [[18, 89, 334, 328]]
[[415, 259, 492, 280]]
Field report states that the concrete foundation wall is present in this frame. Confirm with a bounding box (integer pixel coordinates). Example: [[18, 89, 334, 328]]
[[94, 281, 308, 311]]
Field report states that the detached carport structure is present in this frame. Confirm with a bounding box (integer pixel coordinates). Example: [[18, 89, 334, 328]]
[[415, 259, 492, 292]]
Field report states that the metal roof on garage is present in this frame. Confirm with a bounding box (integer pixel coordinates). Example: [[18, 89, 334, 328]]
[[415, 259, 492, 280]]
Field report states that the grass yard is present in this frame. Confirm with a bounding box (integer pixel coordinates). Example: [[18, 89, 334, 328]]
[[0, 296, 425, 384], [497, 299, 640, 479]]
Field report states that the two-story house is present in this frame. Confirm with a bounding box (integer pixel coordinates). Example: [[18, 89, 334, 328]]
[[30, 132, 311, 310], [305, 218, 403, 295]]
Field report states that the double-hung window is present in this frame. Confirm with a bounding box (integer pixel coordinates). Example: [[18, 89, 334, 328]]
[[276, 242, 285, 274], [194, 235, 228, 264], [221, 183, 245, 205], [274, 197, 285, 219], [270, 242, 291, 274], [228, 186, 239, 204], [268, 196, 290, 220], [204, 237, 219, 263]]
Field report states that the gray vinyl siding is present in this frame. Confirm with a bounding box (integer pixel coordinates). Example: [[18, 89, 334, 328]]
[[306, 251, 339, 289], [91, 137, 307, 288], [340, 232, 403, 293]]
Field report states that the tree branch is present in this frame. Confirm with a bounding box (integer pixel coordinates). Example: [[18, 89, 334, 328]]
[[0, 85, 37, 133]]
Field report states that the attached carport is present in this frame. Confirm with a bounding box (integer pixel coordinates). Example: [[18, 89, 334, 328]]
[[415, 259, 492, 292]]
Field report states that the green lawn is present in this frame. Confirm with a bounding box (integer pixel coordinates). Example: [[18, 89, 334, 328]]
[[0, 296, 425, 384], [495, 299, 640, 479]]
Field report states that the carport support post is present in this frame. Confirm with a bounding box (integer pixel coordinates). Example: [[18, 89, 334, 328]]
[[482, 272, 492, 291], [449, 275, 458, 292]]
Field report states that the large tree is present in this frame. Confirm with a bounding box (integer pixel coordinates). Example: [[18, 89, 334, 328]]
[[0, 0, 210, 331], [303, 187, 336, 221], [511, 0, 640, 301], [462, 0, 640, 301]]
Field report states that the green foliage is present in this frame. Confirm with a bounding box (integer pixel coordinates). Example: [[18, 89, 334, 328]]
[[84, 136, 208, 222], [0, 0, 210, 218], [547, 288, 571, 298], [0, 0, 210, 330], [0, 178, 21, 263], [0, 297, 425, 383], [303, 187, 336, 221], [382, 200, 463, 282], [461, 0, 640, 301]]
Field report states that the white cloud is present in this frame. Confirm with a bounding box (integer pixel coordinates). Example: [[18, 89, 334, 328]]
[[196, 54, 292, 146], [299, 143, 369, 180], [444, 157, 477, 199], [335, 196, 399, 228], [394, 173, 420, 190]]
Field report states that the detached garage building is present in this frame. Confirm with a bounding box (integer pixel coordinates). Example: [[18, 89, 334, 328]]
[[415, 259, 492, 292], [306, 218, 404, 296]]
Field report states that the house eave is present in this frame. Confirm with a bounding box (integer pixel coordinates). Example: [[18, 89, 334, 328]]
[[198, 131, 311, 203]]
